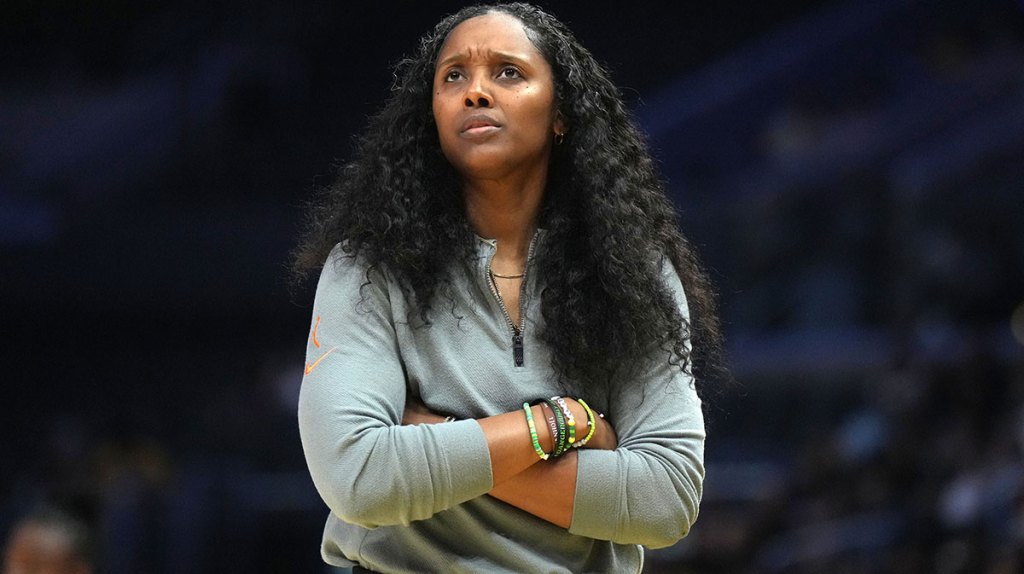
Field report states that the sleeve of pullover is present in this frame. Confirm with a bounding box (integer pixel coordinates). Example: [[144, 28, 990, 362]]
[[568, 259, 706, 548], [297, 249, 494, 528]]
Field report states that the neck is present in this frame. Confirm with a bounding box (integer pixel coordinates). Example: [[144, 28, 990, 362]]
[[463, 169, 546, 263]]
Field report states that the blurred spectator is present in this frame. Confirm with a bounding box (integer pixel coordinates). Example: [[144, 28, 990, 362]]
[[2, 506, 95, 574]]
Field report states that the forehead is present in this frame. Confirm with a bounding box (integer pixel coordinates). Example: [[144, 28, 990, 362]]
[[437, 12, 543, 64]]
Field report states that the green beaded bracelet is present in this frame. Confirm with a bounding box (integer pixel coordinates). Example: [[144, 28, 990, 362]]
[[523, 403, 549, 460]]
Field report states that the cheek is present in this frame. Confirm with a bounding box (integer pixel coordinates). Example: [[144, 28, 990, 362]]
[[432, 98, 450, 140], [431, 91, 442, 122], [522, 93, 557, 133], [432, 98, 456, 160], [434, 95, 464, 132], [432, 83, 451, 117]]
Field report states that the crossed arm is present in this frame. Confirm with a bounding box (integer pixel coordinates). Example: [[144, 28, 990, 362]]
[[401, 396, 618, 528]]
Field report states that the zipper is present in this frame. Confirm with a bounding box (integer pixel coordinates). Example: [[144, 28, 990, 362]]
[[485, 233, 538, 367], [486, 259, 523, 367]]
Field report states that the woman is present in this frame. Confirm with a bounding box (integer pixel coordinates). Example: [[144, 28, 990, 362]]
[[293, 3, 723, 572]]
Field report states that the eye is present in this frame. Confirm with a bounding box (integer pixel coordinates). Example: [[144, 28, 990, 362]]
[[444, 70, 464, 82], [498, 66, 522, 79]]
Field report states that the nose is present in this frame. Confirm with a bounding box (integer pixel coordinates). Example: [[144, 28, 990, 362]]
[[464, 75, 492, 108]]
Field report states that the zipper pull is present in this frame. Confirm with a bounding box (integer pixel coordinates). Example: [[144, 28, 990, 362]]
[[512, 331, 524, 367]]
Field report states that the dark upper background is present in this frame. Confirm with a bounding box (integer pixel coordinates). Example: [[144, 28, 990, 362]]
[[2, 0, 1022, 572], [0, 0, 831, 315]]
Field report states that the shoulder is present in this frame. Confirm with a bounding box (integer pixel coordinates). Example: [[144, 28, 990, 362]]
[[315, 242, 395, 305], [655, 254, 690, 319], [320, 242, 389, 278]]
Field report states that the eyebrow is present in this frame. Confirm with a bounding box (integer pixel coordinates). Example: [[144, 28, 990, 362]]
[[436, 49, 534, 70]]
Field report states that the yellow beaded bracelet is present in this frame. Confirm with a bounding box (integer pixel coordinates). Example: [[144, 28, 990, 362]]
[[573, 398, 598, 448]]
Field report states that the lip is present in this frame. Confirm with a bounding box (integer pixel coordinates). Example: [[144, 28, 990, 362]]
[[460, 114, 502, 135]]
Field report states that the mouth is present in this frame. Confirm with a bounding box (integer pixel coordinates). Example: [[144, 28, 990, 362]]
[[460, 115, 502, 135]]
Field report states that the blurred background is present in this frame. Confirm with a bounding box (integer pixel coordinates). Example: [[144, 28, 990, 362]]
[[1, 0, 1022, 572]]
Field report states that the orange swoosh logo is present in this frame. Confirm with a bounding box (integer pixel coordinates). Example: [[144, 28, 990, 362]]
[[312, 315, 321, 348], [304, 346, 337, 376]]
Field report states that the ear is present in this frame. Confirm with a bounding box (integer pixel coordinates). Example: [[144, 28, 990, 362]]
[[553, 110, 567, 135]]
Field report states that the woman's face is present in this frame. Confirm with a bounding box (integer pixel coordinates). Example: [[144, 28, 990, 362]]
[[432, 12, 562, 181]]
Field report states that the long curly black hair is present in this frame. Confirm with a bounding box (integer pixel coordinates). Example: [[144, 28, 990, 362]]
[[293, 2, 725, 402]]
